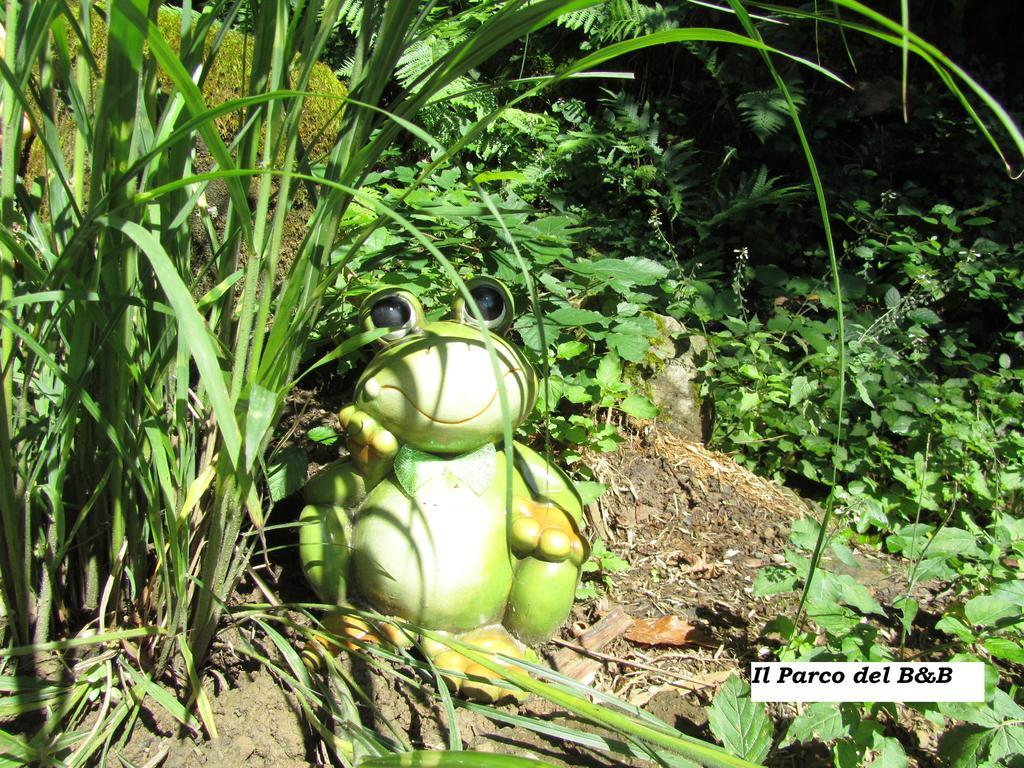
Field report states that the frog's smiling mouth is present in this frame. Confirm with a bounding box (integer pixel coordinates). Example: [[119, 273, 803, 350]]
[[375, 368, 527, 425]]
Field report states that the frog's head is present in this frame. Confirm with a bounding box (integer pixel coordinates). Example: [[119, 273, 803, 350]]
[[352, 277, 538, 453]]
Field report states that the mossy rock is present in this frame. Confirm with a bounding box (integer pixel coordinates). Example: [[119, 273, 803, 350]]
[[66, 6, 346, 155], [26, 7, 347, 280], [628, 314, 712, 442]]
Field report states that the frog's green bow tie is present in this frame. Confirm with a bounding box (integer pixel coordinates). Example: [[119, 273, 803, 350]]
[[394, 443, 496, 497]]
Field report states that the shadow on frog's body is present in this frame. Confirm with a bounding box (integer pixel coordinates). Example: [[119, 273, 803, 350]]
[[299, 278, 588, 700]]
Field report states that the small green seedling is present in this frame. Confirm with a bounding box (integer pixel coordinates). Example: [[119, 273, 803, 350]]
[[576, 538, 630, 599]]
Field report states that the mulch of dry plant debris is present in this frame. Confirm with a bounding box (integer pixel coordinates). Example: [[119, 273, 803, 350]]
[[117, 423, 946, 768]]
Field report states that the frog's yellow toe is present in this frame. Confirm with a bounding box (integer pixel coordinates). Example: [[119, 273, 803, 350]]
[[338, 403, 356, 428], [428, 628, 527, 703], [371, 429, 399, 456], [303, 610, 414, 672], [462, 662, 517, 702], [511, 496, 587, 565], [510, 516, 542, 552], [538, 528, 571, 560]]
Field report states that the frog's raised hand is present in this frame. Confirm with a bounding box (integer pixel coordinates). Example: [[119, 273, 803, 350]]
[[299, 277, 591, 700], [510, 496, 587, 565], [338, 403, 398, 480]]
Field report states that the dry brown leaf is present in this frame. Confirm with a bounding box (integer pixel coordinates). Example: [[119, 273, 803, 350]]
[[625, 616, 715, 648]]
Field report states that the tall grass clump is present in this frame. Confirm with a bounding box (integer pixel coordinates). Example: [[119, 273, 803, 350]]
[[1, 0, 1021, 765]]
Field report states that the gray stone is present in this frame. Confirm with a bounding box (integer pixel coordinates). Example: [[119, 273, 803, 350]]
[[645, 315, 712, 442]]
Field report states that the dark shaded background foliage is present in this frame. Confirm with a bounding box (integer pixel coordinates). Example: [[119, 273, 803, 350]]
[[310, 0, 1023, 536]]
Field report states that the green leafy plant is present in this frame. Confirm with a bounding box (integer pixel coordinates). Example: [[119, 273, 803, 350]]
[[708, 676, 773, 766], [702, 188, 1024, 533], [576, 537, 630, 599], [755, 516, 1024, 766]]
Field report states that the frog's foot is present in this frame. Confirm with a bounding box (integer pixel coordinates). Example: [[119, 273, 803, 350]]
[[426, 627, 529, 703], [338, 404, 399, 477], [510, 496, 588, 565], [302, 610, 412, 671]]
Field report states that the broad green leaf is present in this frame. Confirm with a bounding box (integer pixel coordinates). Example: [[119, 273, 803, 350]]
[[964, 595, 1020, 627], [817, 571, 884, 615], [992, 580, 1024, 604], [988, 724, 1024, 764], [266, 446, 309, 503], [514, 314, 560, 355], [991, 689, 1024, 720], [753, 566, 797, 596], [939, 725, 992, 768], [893, 597, 918, 636], [784, 701, 848, 745], [562, 383, 590, 404], [806, 600, 861, 636], [789, 517, 822, 551], [886, 525, 983, 560], [911, 556, 956, 583], [789, 375, 816, 407], [935, 615, 976, 642], [981, 638, 1024, 665], [738, 391, 760, 413], [853, 376, 875, 407], [569, 256, 669, 288], [907, 308, 940, 325], [939, 701, 1004, 728], [606, 331, 651, 362], [556, 340, 588, 359], [547, 307, 607, 327], [834, 740, 860, 768], [871, 735, 908, 768], [595, 353, 622, 390], [994, 515, 1024, 547], [829, 541, 859, 569], [707, 675, 772, 764], [307, 426, 339, 445], [619, 395, 658, 419], [574, 481, 607, 506]]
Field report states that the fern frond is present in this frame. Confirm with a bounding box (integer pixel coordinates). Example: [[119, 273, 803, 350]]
[[395, 39, 437, 88], [737, 86, 806, 142], [558, 0, 663, 44], [338, 0, 363, 34], [497, 108, 559, 134], [702, 165, 807, 237], [559, 6, 605, 36]]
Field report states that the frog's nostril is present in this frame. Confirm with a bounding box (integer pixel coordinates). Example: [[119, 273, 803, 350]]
[[362, 377, 381, 399]]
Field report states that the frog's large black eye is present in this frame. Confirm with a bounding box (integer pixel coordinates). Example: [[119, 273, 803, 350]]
[[470, 285, 506, 324], [452, 277, 514, 333], [370, 295, 412, 329], [361, 290, 422, 344]]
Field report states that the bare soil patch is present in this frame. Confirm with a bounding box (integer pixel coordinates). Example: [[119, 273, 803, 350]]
[[120, 665, 308, 768]]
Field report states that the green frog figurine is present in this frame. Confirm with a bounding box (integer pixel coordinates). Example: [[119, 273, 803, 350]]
[[299, 277, 588, 700]]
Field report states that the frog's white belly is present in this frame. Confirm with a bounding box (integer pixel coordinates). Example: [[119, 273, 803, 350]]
[[351, 473, 514, 631]]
